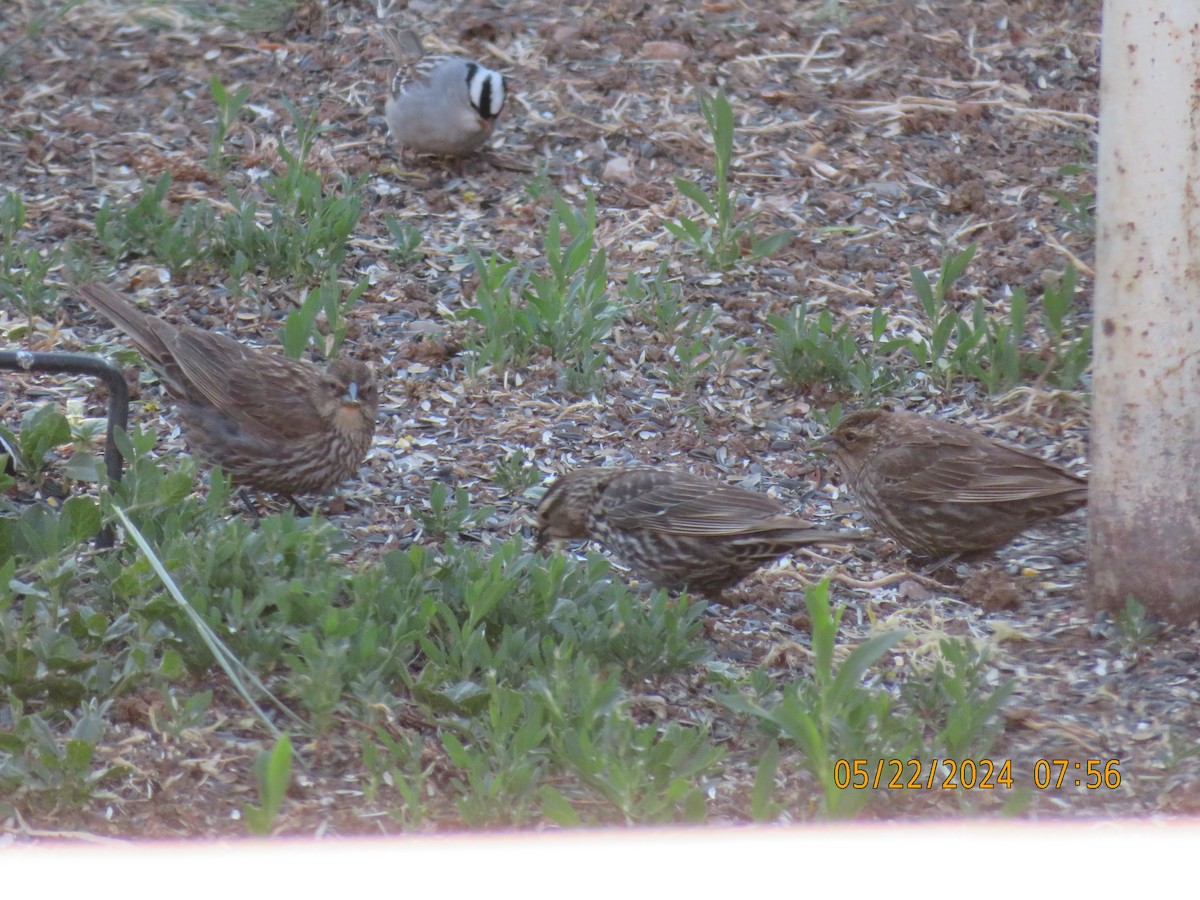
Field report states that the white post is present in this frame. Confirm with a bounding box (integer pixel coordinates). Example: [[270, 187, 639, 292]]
[[1090, 2, 1200, 620]]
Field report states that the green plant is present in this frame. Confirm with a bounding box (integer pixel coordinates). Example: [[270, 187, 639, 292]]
[[94, 173, 216, 274], [0, 425, 723, 828], [0, 190, 25, 256], [901, 249, 1091, 395], [0, 404, 72, 484], [899, 639, 1014, 760], [0, 495, 101, 569], [625, 263, 686, 335], [769, 302, 898, 399], [1051, 168, 1095, 236], [59, 402, 108, 484], [0, 433, 200, 720], [459, 247, 533, 373], [93, 103, 364, 284], [626, 267, 753, 393], [244, 733, 294, 835], [538, 655, 719, 824], [523, 192, 624, 394], [970, 287, 1027, 394], [903, 243, 983, 390], [1035, 264, 1092, 391], [386, 216, 425, 267], [719, 579, 911, 818], [247, 99, 365, 280], [748, 740, 784, 822], [660, 303, 744, 394], [0, 701, 118, 812], [0, 456, 14, 497], [545, 572, 711, 677], [176, 0, 314, 32], [278, 275, 367, 359], [665, 89, 794, 270], [107, 503, 302, 735], [0, 191, 61, 335], [156, 689, 214, 741], [522, 161, 553, 204], [414, 482, 495, 541], [1109, 596, 1164, 654], [208, 74, 252, 174], [493, 449, 540, 494], [360, 727, 431, 827], [440, 682, 550, 827], [460, 192, 624, 393], [1050, 140, 1096, 237]]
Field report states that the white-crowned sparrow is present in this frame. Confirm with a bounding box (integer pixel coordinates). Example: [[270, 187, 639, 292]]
[[383, 29, 506, 157]]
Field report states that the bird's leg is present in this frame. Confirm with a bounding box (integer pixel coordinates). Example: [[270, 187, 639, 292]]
[[287, 495, 313, 517], [917, 553, 962, 577], [237, 488, 263, 521]]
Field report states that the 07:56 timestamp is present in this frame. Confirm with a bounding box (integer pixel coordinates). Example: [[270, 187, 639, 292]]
[[833, 758, 1122, 791]]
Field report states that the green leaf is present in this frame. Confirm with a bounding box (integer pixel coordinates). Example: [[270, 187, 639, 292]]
[[210, 72, 228, 106], [243, 733, 293, 836], [674, 178, 717, 218], [160, 649, 184, 678], [60, 496, 101, 544], [20, 404, 71, 474], [668, 216, 706, 246], [938, 243, 977, 298], [749, 230, 795, 260], [280, 285, 324, 359], [538, 785, 583, 825], [750, 740, 782, 822], [62, 450, 102, 483], [828, 629, 908, 705], [681, 786, 708, 822], [910, 266, 935, 316], [64, 738, 94, 769]]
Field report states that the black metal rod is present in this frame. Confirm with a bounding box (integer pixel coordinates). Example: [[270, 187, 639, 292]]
[[0, 350, 130, 547]]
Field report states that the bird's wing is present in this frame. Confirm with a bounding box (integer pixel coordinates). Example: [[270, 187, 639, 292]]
[[169, 330, 326, 440], [603, 471, 789, 536], [873, 437, 1086, 504]]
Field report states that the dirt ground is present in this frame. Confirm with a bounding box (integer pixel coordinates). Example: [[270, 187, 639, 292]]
[[4, 0, 1200, 837]]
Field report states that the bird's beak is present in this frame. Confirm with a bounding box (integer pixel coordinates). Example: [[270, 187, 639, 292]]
[[813, 431, 839, 456], [343, 381, 361, 407]]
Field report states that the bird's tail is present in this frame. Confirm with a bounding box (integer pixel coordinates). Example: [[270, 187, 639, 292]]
[[753, 518, 866, 546], [78, 283, 175, 363]]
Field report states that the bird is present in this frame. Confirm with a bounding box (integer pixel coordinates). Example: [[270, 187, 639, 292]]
[[78, 283, 378, 496], [535, 467, 862, 600], [382, 28, 506, 157], [820, 408, 1088, 560]]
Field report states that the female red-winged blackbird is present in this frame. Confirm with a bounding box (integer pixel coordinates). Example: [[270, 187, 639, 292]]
[[821, 409, 1087, 559], [536, 467, 860, 599], [79, 283, 378, 495]]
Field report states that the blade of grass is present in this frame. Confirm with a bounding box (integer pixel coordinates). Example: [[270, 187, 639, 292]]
[[110, 505, 307, 736]]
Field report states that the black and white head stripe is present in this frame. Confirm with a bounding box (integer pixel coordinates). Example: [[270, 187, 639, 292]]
[[465, 62, 506, 120]]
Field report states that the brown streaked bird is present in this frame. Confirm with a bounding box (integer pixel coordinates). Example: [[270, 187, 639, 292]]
[[535, 467, 861, 599], [821, 409, 1088, 559], [79, 283, 378, 495]]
